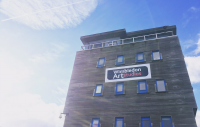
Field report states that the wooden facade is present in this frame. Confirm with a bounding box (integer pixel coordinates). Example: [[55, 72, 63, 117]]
[[63, 26, 197, 127]]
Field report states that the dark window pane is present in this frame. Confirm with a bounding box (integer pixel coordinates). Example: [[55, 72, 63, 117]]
[[145, 35, 156, 40], [134, 37, 144, 42], [157, 32, 173, 38], [124, 38, 133, 43]]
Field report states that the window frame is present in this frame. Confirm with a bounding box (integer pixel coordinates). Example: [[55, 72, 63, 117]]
[[137, 52, 145, 62], [138, 81, 147, 93], [156, 79, 166, 92], [141, 117, 151, 127], [152, 50, 161, 60], [97, 58, 105, 67], [116, 82, 124, 95], [116, 55, 124, 65], [115, 117, 124, 127], [161, 116, 173, 127], [94, 84, 103, 96], [91, 118, 100, 127]]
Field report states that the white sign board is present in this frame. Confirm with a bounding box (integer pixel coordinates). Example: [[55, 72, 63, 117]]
[[105, 64, 151, 82]]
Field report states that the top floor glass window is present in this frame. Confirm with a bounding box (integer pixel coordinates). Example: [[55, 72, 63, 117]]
[[137, 53, 145, 62], [97, 58, 105, 67], [91, 118, 100, 127], [152, 51, 161, 60], [161, 117, 173, 127], [115, 118, 124, 127], [116, 55, 124, 65]]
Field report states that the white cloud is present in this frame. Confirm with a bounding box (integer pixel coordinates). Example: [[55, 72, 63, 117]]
[[196, 110, 200, 127], [185, 56, 200, 83], [194, 34, 200, 55], [0, 0, 98, 29], [29, 43, 68, 63], [0, 93, 65, 127], [0, 51, 34, 98]]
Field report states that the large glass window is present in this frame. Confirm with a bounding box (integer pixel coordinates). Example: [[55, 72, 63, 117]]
[[152, 51, 161, 60], [116, 82, 124, 95], [115, 118, 124, 127], [137, 53, 145, 62], [97, 58, 105, 67], [116, 55, 124, 65], [156, 80, 166, 92], [91, 118, 100, 127], [138, 81, 147, 93], [161, 117, 173, 127], [94, 84, 103, 96], [141, 117, 151, 127]]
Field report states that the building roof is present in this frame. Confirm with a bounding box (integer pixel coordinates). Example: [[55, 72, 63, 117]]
[[80, 25, 177, 45]]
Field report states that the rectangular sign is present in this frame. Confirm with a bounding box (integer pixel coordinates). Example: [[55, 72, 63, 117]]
[[105, 64, 151, 82]]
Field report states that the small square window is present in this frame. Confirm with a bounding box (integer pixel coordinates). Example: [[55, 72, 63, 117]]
[[138, 81, 147, 93], [161, 117, 173, 127], [94, 84, 103, 96], [137, 53, 145, 62], [156, 80, 166, 92], [97, 58, 105, 67], [115, 118, 124, 127], [116, 55, 124, 65], [91, 118, 100, 127], [141, 117, 151, 127], [116, 82, 124, 95], [152, 51, 161, 60]]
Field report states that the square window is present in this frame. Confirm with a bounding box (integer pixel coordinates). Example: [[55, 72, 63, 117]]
[[156, 80, 166, 92], [115, 118, 124, 127], [116, 83, 124, 95], [161, 117, 173, 127], [141, 117, 151, 127], [138, 81, 147, 93], [94, 85, 103, 96], [152, 51, 161, 60], [97, 58, 105, 67], [91, 118, 100, 127], [116, 55, 124, 65], [137, 53, 145, 62]]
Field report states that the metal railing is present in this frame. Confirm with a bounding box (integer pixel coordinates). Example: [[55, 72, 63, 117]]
[[81, 31, 174, 50]]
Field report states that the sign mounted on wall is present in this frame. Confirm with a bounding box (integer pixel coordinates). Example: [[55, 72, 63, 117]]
[[105, 64, 151, 82]]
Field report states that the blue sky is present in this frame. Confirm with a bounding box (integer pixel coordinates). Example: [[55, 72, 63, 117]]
[[0, 0, 200, 126]]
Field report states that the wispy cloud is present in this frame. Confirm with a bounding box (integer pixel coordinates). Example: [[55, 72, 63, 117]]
[[52, 87, 67, 94], [29, 43, 68, 63], [182, 39, 195, 49], [189, 7, 200, 12], [182, 6, 200, 27], [0, 0, 98, 29]]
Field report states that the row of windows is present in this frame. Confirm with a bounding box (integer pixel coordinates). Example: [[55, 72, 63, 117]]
[[97, 50, 162, 67], [94, 80, 167, 96], [91, 116, 173, 127]]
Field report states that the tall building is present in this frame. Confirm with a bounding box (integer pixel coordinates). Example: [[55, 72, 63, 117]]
[[63, 26, 197, 127]]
